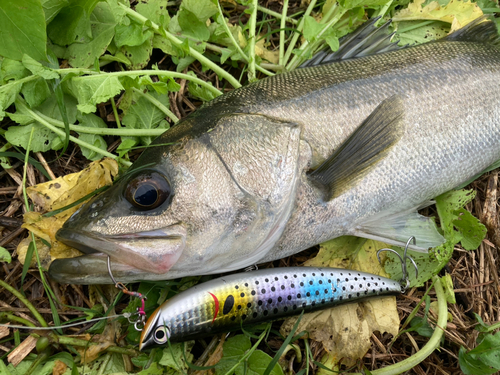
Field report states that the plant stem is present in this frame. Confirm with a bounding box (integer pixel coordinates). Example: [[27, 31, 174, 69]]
[[110, 97, 122, 128], [0, 279, 48, 327], [25, 350, 50, 375], [16, 99, 132, 167], [247, 0, 258, 82], [33, 110, 165, 136], [132, 88, 179, 123], [0, 313, 36, 327], [56, 336, 139, 357], [119, 3, 241, 89], [257, 4, 298, 24], [282, 0, 318, 68], [346, 276, 448, 375], [279, 0, 290, 66]]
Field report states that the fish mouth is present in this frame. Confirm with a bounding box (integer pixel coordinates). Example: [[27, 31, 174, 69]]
[[50, 225, 187, 284]]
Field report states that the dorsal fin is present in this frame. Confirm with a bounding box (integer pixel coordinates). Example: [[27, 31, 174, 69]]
[[443, 16, 500, 45], [299, 17, 403, 68], [308, 95, 404, 201]]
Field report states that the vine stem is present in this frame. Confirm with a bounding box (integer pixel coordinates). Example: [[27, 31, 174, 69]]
[[247, 0, 258, 82], [346, 276, 448, 375], [118, 3, 241, 89], [16, 98, 132, 167], [0, 279, 48, 327]]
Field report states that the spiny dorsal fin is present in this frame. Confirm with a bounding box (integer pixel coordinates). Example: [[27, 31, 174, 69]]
[[300, 17, 403, 68], [308, 95, 404, 201], [444, 16, 500, 45]]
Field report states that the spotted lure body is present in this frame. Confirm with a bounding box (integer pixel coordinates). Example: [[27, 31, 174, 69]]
[[139, 267, 401, 349]]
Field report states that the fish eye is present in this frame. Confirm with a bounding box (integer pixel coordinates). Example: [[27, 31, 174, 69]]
[[154, 326, 169, 344], [125, 172, 171, 210]]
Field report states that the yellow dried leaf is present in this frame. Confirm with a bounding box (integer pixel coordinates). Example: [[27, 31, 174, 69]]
[[393, 0, 483, 33], [255, 38, 279, 64], [18, 158, 119, 266], [17, 237, 51, 268], [280, 237, 399, 367]]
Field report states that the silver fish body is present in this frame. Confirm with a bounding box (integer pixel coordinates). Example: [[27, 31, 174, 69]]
[[139, 267, 401, 348], [49, 20, 500, 284]]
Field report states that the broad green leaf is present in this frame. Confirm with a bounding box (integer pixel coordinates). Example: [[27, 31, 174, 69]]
[[67, 74, 124, 113], [135, 0, 170, 28], [395, 20, 449, 46], [0, 247, 11, 263], [138, 362, 165, 375], [114, 18, 154, 48], [1, 58, 30, 83], [215, 335, 283, 375], [153, 35, 177, 56], [460, 332, 500, 374], [21, 54, 60, 79], [452, 208, 487, 250], [121, 91, 170, 145], [47, 0, 101, 46], [5, 123, 63, 152], [66, 1, 118, 68], [0, 81, 23, 120], [6, 358, 34, 375], [181, 0, 217, 22], [41, 0, 69, 23], [0, 0, 47, 61], [440, 273, 456, 304], [178, 9, 211, 41], [187, 71, 217, 101], [76, 113, 108, 160], [21, 78, 52, 108], [159, 342, 194, 373], [459, 345, 497, 375], [303, 16, 323, 42], [121, 38, 154, 69], [33, 93, 79, 124]]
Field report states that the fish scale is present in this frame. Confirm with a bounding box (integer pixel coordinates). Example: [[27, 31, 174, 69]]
[[140, 267, 401, 346]]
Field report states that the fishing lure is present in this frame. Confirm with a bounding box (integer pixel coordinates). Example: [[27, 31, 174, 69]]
[[138, 248, 415, 349]]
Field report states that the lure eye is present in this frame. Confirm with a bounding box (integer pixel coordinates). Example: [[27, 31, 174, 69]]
[[154, 326, 169, 344], [125, 172, 171, 210]]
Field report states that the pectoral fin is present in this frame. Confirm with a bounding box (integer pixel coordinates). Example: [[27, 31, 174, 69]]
[[309, 95, 404, 200]]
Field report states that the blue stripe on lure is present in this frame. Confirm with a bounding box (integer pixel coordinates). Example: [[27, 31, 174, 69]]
[[139, 267, 402, 349]]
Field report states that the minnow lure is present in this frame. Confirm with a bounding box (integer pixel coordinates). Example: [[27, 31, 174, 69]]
[[139, 266, 402, 349]]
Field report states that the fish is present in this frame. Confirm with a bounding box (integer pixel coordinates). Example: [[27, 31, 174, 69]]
[[138, 266, 402, 349], [48, 18, 500, 284]]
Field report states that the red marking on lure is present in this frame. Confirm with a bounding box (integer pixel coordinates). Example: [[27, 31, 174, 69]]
[[208, 292, 219, 324]]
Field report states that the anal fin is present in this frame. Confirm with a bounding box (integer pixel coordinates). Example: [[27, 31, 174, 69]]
[[308, 95, 404, 200], [353, 207, 445, 252]]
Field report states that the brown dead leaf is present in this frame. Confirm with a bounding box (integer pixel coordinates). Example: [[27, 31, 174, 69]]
[[255, 38, 279, 64], [52, 359, 68, 375], [0, 324, 9, 340], [17, 158, 119, 266], [8, 335, 37, 367], [280, 237, 399, 367]]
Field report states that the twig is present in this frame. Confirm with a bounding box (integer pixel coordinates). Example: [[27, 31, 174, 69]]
[[35, 152, 56, 180]]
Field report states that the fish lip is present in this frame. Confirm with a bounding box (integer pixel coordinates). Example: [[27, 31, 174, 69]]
[[55, 224, 187, 273]]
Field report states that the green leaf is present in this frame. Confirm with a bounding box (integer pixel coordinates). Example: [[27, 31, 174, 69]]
[[75, 113, 108, 160], [66, 1, 118, 68], [178, 9, 211, 41], [459, 345, 497, 375], [0, 247, 12, 263], [395, 20, 449, 46], [121, 38, 154, 69], [114, 18, 154, 48], [0, 81, 23, 121], [67, 74, 124, 113], [440, 273, 456, 304], [303, 16, 323, 42], [41, 0, 69, 23], [459, 332, 500, 375], [47, 0, 101, 46], [452, 208, 487, 250], [21, 78, 52, 108], [1, 58, 30, 83], [21, 54, 59, 79], [188, 79, 217, 102], [215, 335, 284, 375], [5, 123, 62, 152], [182, 0, 217, 22], [135, 0, 170, 28], [138, 362, 164, 375], [159, 342, 194, 372], [0, 0, 47, 61], [121, 90, 170, 145]]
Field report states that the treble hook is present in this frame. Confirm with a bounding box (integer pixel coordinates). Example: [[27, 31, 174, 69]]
[[107, 256, 148, 331], [377, 236, 419, 292]]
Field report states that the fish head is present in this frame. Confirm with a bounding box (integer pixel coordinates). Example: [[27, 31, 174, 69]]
[[50, 112, 303, 283]]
